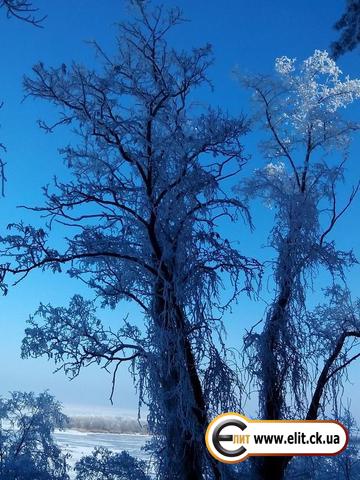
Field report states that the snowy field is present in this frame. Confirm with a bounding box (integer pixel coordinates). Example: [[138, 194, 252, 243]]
[[54, 430, 150, 478]]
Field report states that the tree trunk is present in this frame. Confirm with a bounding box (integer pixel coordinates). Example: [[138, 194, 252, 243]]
[[255, 283, 293, 480], [150, 277, 221, 480], [260, 283, 291, 420], [253, 457, 290, 480]]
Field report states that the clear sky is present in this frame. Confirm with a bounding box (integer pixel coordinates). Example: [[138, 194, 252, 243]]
[[1, 0, 359, 419]]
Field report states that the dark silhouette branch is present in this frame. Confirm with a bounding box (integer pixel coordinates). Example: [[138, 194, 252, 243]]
[[307, 330, 360, 420], [0, 0, 46, 26]]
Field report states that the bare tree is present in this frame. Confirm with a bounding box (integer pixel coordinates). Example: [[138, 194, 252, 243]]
[[0, 2, 259, 479], [0, 0, 45, 26], [240, 50, 360, 480]]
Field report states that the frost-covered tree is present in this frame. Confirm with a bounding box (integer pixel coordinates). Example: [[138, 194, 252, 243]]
[[0, 391, 69, 480], [240, 50, 360, 480], [0, 2, 259, 479], [287, 410, 360, 479], [74, 448, 151, 480], [331, 0, 360, 58]]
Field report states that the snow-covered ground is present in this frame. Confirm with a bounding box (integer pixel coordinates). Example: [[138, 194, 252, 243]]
[[54, 430, 150, 478]]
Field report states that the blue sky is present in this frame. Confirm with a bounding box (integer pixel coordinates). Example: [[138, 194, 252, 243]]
[[1, 0, 359, 418]]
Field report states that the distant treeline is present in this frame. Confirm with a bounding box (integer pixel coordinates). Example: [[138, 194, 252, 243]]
[[66, 416, 148, 434]]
